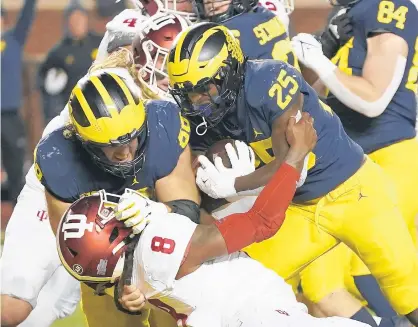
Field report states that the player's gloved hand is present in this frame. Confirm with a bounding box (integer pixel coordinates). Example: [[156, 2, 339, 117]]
[[284, 112, 317, 173], [218, 140, 256, 177], [320, 8, 353, 59], [196, 141, 255, 199], [115, 189, 168, 235], [291, 33, 337, 79]]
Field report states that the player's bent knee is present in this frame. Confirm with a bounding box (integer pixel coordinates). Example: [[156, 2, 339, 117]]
[[1, 295, 33, 327], [315, 289, 363, 318]]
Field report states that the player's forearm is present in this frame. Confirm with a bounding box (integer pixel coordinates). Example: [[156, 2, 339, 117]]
[[312, 79, 328, 98], [330, 70, 382, 102], [234, 157, 282, 192], [322, 66, 405, 118], [234, 138, 297, 192], [215, 162, 299, 254]]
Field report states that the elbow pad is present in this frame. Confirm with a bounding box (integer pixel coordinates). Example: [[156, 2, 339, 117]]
[[166, 199, 200, 224]]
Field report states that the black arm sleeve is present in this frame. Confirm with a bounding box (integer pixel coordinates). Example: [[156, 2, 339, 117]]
[[166, 199, 200, 224]]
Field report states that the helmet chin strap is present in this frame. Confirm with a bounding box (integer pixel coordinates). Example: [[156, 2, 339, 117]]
[[196, 117, 208, 136]]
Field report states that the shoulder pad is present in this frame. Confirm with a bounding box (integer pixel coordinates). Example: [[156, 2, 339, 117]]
[[34, 128, 81, 203], [145, 101, 190, 180], [357, 0, 418, 40]]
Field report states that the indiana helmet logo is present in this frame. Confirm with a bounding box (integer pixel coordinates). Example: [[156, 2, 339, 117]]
[[62, 214, 94, 240]]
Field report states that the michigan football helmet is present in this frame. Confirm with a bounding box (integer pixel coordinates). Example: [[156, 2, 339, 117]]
[[68, 69, 147, 178], [57, 190, 132, 285], [192, 0, 258, 23], [167, 23, 245, 128], [133, 13, 191, 98], [133, 0, 197, 22]]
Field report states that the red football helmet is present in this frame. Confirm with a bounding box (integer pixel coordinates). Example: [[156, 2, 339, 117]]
[[133, 13, 191, 98], [57, 190, 132, 284], [132, 0, 197, 22]]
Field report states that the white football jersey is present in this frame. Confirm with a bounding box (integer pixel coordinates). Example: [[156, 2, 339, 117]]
[[133, 213, 303, 326], [133, 213, 197, 321]]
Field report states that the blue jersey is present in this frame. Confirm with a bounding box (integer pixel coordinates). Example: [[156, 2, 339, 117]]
[[35, 100, 189, 202], [222, 7, 299, 68], [191, 60, 364, 202], [327, 0, 418, 153]]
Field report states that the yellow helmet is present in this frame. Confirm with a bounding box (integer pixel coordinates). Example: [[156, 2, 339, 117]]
[[68, 70, 147, 177], [167, 22, 245, 127]]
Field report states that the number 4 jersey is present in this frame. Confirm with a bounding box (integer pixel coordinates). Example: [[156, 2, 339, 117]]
[[328, 0, 418, 154]]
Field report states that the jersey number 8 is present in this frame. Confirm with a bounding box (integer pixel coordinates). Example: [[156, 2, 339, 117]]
[[151, 236, 176, 254]]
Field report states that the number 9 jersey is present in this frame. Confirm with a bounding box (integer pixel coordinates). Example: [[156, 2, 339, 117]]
[[328, 0, 418, 153]]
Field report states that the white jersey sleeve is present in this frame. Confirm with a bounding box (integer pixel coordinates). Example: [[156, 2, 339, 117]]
[[134, 213, 197, 295], [259, 0, 290, 33]]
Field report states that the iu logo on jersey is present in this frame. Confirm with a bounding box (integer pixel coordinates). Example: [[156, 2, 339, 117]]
[[37, 210, 48, 222], [62, 214, 94, 240]]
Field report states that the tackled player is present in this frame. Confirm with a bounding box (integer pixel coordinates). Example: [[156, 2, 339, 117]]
[[56, 114, 369, 326]]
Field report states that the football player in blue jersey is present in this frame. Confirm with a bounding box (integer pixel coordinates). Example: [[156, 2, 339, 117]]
[[292, 0, 418, 323], [34, 68, 200, 327], [191, 0, 299, 69], [167, 22, 418, 326]]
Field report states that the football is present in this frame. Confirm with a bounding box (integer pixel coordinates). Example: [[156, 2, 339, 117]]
[[199, 139, 238, 213], [204, 139, 237, 168]]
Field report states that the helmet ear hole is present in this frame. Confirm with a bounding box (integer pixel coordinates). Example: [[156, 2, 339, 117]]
[[68, 247, 78, 258], [109, 227, 119, 243]]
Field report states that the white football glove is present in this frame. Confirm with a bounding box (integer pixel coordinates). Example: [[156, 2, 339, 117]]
[[196, 141, 255, 199], [291, 33, 336, 79], [115, 189, 168, 235]]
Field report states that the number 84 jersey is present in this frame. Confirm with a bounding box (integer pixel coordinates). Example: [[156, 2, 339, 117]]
[[328, 0, 418, 154]]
